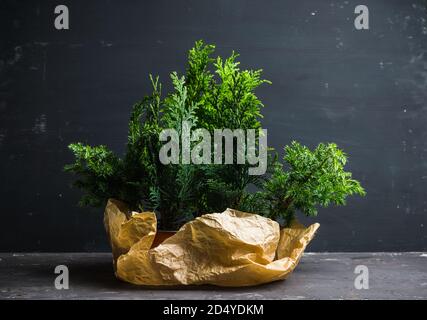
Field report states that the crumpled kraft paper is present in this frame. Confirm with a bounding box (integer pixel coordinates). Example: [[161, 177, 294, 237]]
[[104, 198, 320, 287]]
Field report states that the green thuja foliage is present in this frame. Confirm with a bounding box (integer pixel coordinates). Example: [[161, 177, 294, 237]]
[[64, 143, 122, 207], [182, 41, 270, 213], [65, 40, 365, 229], [240, 142, 366, 226]]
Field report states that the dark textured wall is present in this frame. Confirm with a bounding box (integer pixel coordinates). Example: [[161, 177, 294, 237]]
[[1, 0, 426, 251]]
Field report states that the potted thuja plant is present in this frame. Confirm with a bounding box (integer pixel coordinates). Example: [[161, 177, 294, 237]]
[[65, 40, 365, 251]]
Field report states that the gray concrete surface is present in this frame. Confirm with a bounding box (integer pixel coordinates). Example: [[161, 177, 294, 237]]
[[0, 252, 426, 300]]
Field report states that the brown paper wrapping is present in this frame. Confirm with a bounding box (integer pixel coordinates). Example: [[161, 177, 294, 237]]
[[104, 198, 319, 287]]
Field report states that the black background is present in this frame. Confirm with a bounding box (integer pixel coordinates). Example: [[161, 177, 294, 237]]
[[0, 0, 426, 251]]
